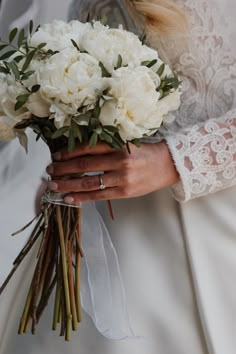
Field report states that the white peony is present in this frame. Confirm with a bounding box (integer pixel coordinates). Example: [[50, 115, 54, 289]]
[[26, 92, 50, 118], [100, 66, 164, 142], [80, 22, 145, 73], [37, 47, 108, 128], [29, 20, 92, 52], [0, 72, 31, 123], [139, 45, 173, 78], [156, 89, 181, 120], [0, 120, 16, 140]]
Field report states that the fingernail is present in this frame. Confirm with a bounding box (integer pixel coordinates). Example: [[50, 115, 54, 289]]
[[48, 181, 58, 191], [46, 165, 54, 174], [64, 196, 74, 204], [52, 152, 61, 161]]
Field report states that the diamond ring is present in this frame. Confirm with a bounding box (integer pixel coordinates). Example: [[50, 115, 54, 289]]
[[99, 175, 106, 190]]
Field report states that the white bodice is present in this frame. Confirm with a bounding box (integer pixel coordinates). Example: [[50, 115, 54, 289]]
[[165, 0, 236, 200]]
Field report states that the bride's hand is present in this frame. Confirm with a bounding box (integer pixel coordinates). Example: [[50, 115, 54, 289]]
[[46, 142, 179, 204]]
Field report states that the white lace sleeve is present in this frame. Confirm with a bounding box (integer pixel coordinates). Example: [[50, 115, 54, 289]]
[[165, 110, 236, 202]]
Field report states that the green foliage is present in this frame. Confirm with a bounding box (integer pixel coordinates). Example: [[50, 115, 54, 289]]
[[71, 39, 80, 51], [9, 28, 18, 43], [15, 94, 30, 110], [99, 62, 111, 77], [0, 21, 177, 153]]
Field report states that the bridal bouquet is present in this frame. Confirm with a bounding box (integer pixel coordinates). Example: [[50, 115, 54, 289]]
[[0, 20, 181, 341]]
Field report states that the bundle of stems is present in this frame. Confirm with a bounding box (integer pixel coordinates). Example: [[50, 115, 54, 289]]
[[0, 201, 83, 341]]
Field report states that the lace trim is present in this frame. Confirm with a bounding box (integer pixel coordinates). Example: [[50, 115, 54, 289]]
[[166, 110, 236, 201]]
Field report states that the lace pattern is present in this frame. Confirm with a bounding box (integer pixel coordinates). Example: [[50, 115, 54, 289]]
[[166, 111, 236, 201], [161, 0, 236, 201]]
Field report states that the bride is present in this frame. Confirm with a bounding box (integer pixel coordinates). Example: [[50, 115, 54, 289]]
[[0, 1, 236, 354]]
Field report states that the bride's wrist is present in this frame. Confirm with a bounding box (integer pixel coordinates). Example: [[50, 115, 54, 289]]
[[155, 141, 180, 188]]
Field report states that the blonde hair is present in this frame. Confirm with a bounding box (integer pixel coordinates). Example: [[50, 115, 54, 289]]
[[130, 0, 187, 35]]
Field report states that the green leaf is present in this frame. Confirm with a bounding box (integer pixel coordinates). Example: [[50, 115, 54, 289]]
[[116, 54, 122, 69], [89, 132, 98, 148], [15, 94, 30, 110], [95, 127, 103, 135], [71, 39, 80, 51], [18, 131, 28, 153], [17, 28, 25, 48], [7, 61, 20, 80], [21, 70, 35, 81], [9, 28, 18, 43], [15, 100, 25, 111], [14, 55, 24, 63], [29, 20, 34, 35], [103, 125, 119, 133], [37, 42, 47, 50], [21, 49, 37, 72], [73, 111, 92, 125], [131, 138, 142, 148], [0, 50, 16, 60], [147, 59, 157, 68], [36, 132, 41, 141], [0, 66, 9, 74], [68, 128, 76, 152], [141, 60, 150, 66], [72, 120, 83, 143], [100, 130, 113, 144], [99, 62, 111, 78], [0, 44, 8, 52], [90, 117, 100, 129], [157, 63, 165, 77], [14, 119, 32, 129], [31, 84, 40, 93], [51, 126, 69, 139], [16, 93, 30, 102], [141, 59, 157, 68], [92, 104, 101, 119]]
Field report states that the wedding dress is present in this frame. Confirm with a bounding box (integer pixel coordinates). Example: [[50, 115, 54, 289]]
[[0, 0, 236, 354]]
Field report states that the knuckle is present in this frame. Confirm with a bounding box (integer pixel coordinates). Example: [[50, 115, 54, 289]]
[[77, 158, 89, 171], [81, 178, 97, 190]]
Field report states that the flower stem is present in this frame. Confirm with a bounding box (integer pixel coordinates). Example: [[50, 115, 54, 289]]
[[75, 208, 82, 323], [56, 205, 72, 341]]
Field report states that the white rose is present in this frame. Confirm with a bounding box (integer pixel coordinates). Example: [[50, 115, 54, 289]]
[[100, 66, 163, 142], [80, 22, 144, 73], [38, 48, 108, 127], [29, 20, 92, 52]]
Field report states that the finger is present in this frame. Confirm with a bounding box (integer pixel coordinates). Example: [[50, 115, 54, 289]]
[[52, 142, 117, 161], [64, 187, 126, 204], [47, 172, 121, 193], [47, 153, 122, 176]]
